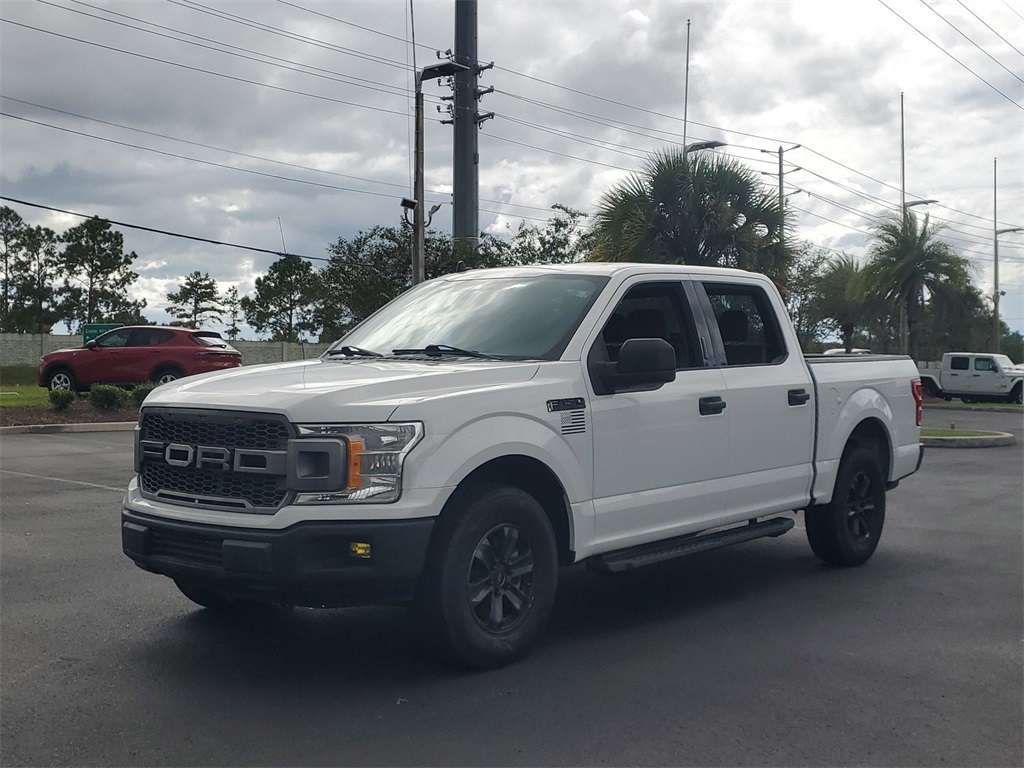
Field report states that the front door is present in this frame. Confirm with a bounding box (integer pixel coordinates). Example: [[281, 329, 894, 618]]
[[588, 278, 729, 550]]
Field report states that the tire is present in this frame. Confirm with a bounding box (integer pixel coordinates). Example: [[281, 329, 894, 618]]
[[46, 368, 76, 391], [1010, 384, 1023, 405], [153, 366, 184, 386], [960, 396, 975, 404], [805, 445, 886, 567], [414, 484, 559, 669]]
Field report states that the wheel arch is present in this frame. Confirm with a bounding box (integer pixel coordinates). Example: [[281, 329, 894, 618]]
[[843, 417, 892, 479], [438, 455, 575, 567]]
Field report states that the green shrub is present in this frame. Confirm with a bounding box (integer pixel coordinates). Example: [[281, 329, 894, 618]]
[[131, 382, 158, 405], [48, 388, 76, 411], [89, 384, 130, 410]]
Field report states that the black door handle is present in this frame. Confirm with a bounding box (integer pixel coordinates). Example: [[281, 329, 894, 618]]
[[788, 388, 811, 406], [699, 396, 727, 415]]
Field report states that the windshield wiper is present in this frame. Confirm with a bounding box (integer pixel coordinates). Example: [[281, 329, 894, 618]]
[[326, 345, 382, 357], [391, 344, 499, 360]]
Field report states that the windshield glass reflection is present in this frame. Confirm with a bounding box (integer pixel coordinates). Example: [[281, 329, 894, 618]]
[[330, 273, 609, 360]]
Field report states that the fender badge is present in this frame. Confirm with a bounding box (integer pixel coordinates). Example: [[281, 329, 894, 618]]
[[547, 398, 586, 412]]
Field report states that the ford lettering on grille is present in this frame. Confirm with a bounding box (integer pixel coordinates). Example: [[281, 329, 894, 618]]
[[137, 408, 293, 513], [139, 441, 287, 474]]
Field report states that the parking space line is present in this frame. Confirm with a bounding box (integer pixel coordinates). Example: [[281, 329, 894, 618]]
[[0, 469, 124, 493]]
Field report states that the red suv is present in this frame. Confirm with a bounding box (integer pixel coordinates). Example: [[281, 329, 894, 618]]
[[39, 326, 242, 391]]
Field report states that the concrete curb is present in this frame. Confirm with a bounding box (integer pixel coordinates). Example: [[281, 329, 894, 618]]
[[921, 431, 1016, 448], [0, 421, 136, 435]]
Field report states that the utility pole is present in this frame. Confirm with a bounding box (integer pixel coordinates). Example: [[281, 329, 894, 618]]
[[452, 0, 492, 254], [760, 144, 800, 208]]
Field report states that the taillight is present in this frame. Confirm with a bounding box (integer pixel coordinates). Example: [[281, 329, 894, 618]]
[[912, 379, 923, 427]]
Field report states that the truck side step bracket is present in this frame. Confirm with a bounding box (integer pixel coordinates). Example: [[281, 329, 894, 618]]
[[587, 517, 795, 573]]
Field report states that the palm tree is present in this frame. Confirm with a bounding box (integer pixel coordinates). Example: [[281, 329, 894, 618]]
[[817, 254, 878, 353], [865, 211, 973, 359], [590, 148, 793, 283]]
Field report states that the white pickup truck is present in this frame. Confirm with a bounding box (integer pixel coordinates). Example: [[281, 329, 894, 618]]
[[122, 264, 924, 667], [918, 352, 1024, 404]]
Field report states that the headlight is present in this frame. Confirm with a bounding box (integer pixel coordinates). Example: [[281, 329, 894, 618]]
[[291, 422, 422, 504]]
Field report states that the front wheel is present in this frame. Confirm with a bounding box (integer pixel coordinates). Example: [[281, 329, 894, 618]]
[[414, 484, 559, 669], [46, 368, 76, 391], [805, 445, 886, 566], [1010, 384, 1023, 405]]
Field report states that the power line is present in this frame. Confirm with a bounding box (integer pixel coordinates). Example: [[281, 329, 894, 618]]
[[955, 0, 1024, 57], [0, 112, 406, 199], [876, 0, 1023, 109], [0, 18, 413, 118], [0, 195, 323, 260], [916, 0, 1024, 85]]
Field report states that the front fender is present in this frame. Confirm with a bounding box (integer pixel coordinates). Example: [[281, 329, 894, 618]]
[[403, 412, 589, 505]]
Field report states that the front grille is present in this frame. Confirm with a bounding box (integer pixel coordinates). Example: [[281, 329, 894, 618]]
[[141, 464, 287, 510], [141, 410, 290, 450], [150, 528, 223, 567], [138, 408, 293, 513]]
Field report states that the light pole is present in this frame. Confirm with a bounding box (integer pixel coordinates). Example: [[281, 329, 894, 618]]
[[994, 226, 1024, 352], [409, 60, 469, 285], [684, 140, 726, 154]]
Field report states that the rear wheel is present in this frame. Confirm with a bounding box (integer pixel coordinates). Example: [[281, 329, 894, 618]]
[[414, 484, 559, 669], [805, 445, 886, 566], [153, 366, 184, 385], [46, 368, 76, 391]]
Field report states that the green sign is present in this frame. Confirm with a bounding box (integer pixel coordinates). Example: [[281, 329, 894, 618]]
[[82, 323, 123, 344]]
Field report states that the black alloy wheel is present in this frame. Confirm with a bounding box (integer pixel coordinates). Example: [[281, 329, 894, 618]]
[[467, 523, 536, 634]]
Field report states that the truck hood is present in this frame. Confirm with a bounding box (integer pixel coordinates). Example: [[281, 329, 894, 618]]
[[143, 357, 541, 423]]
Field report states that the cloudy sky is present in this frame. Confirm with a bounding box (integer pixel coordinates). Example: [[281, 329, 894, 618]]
[[2, 0, 1022, 340]]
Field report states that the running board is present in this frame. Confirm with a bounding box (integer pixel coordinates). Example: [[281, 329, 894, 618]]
[[587, 517, 795, 573]]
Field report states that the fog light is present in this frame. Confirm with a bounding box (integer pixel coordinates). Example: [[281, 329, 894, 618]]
[[350, 541, 372, 559]]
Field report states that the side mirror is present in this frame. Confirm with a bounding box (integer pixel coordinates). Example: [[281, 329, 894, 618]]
[[594, 338, 676, 394], [85, 340, 97, 349]]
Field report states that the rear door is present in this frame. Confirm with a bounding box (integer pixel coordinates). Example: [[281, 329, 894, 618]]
[[587, 277, 729, 549], [943, 355, 970, 393], [694, 279, 815, 517]]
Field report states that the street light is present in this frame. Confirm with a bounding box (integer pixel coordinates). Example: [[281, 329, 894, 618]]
[[684, 140, 726, 154], [994, 226, 1024, 352], [904, 199, 938, 212], [408, 60, 469, 285]]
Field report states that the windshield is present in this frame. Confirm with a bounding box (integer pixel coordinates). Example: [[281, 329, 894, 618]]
[[330, 273, 609, 360]]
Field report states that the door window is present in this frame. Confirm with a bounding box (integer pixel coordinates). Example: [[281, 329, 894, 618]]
[[95, 329, 131, 348], [596, 282, 701, 370], [974, 358, 995, 372], [702, 283, 787, 366], [950, 357, 969, 370]]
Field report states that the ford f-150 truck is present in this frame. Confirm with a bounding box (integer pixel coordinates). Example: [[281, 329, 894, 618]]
[[122, 263, 924, 668], [918, 352, 1023, 403]]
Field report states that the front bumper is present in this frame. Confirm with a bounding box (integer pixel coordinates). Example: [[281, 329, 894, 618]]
[[121, 508, 434, 608]]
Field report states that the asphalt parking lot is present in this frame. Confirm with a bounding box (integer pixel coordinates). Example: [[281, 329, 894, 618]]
[[1, 408, 1021, 766]]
